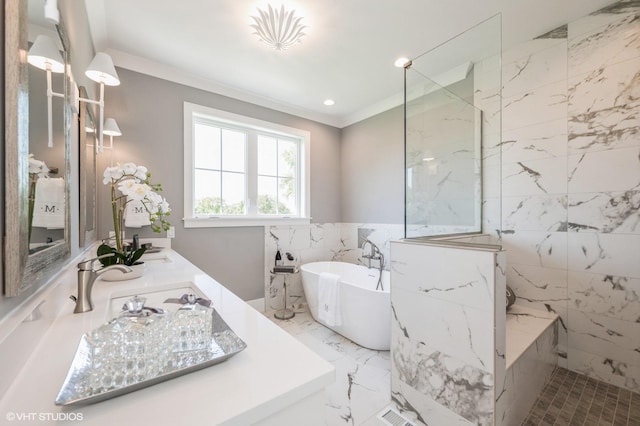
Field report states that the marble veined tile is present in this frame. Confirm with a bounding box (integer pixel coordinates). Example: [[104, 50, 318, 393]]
[[325, 355, 391, 426], [506, 263, 569, 307], [568, 269, 640, 323], [568, 57, 640, 154], [501, 231, 568, 269], [568, 190, 640, 233], [502, 36, 566, 66], [568, 308, 640, 367], [567, 346, 640, 393], [502, 195, 568, 232], [392, 380, 474, 426], [568, 1, 640, 42], [506, 305, 558, 341], [391, 331, 494, 425], [505, 326, 557, 424], [502, 80, 568, 132], [267, 308, 392, 426], [483, 166, 502, 199], [392, 287, 494, 372], [502, 40, 567, 99], [483, 197, 501, 237], [568, 7, 640, 78], [568, 146, 640, 194], [502, 157, 568, 197], [501, 118, 568, 163], [567, 232, 640, 278], [391, 242, 496, 311]]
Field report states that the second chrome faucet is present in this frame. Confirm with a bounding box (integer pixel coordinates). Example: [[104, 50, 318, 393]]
[[71, 255, 132, 314]]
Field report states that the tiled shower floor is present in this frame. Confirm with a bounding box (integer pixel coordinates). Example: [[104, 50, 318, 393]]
[[266, 307, 390, 426], [522, 367, 640, 426]]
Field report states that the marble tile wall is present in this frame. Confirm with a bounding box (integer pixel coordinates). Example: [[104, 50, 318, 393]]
[[499, 1, 640, 393], [498, 321, 557, 426], [389, 240, 505, 426], [264, 223, 403, 311]]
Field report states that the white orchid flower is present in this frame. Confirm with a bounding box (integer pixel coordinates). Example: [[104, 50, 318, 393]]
[[117, 179, 138, 194], [158, 198, 171, 213], [103, 166, 123, 184], [28, 154, 49, 176], [135, 165, 148, 180], [121, 162, 137, 175], [127, 183, 152, 201]]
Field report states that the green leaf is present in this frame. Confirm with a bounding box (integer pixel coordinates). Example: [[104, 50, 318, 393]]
[[128, 247, 147, 265], [97, 244, 118, 266]]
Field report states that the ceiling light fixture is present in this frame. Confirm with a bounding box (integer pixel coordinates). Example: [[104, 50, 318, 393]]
[[251, 4, 307, 51], [323, 99, 335, 106]]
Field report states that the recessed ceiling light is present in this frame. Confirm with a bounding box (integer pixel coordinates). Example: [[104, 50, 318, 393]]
[[422, 157, 435, 162], [323, 99, 335, 106], [394, 57, 411, 68]]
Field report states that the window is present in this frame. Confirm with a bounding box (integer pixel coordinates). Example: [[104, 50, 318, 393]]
[[184, 102, 310, 227]]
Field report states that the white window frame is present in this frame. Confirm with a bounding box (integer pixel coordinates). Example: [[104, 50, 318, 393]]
[[184, 102, 311, 228]]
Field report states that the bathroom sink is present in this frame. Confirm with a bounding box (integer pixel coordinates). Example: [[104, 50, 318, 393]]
[[107, 282, 208, 319]]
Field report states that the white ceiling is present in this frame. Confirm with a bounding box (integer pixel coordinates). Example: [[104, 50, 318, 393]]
[[85, 0, 616, 128]]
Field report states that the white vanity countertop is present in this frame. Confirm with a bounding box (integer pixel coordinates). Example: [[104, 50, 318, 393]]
[[0, 248, 334, 425]]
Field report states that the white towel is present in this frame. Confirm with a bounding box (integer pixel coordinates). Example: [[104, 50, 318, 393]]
[[124, 198, 151, 228], [32, 177, 65, 229], [318, 272, 342, 326]]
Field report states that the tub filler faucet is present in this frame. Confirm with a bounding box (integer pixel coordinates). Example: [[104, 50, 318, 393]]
[[361, 238, 385, 291], [70, 255, 132, 314]]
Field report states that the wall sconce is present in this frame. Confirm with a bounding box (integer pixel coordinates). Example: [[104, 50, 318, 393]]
[[77, 52, 121, 154], [28, 40, 120, 152], [27, 35, 65, 148], [103, 118, 122, 165]]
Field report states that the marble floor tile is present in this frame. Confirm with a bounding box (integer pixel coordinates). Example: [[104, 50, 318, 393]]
[[266, 308, 391, 426]]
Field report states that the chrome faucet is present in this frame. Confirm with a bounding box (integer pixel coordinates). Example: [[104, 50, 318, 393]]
[[360, 238, 385, 291], [71, 256, 132, 314], [361, 238, 382, 268]]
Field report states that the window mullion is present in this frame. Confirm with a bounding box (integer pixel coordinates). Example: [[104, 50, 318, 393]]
[[247, 131, 258, 215]]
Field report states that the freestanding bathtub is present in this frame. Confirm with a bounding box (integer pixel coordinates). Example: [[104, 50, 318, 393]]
[[300, 261, 391, 350]]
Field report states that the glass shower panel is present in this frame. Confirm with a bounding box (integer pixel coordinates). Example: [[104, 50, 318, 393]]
[[405, 72, 481, 237], [404, 14, 502, 243]]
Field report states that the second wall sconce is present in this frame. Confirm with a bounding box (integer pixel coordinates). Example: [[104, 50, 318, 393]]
[[77, 52, 121, 153], [103, 117, 122, 165]]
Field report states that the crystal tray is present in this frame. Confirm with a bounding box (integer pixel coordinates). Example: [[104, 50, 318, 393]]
[[55, 308, 247, 406]]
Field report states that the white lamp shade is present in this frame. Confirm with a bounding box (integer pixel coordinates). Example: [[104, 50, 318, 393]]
[[103, 118, 122, 136], [85, 52, 120, 86], [28, 35, 65, 73]]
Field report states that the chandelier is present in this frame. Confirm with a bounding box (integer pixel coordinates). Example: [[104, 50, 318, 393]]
[[250, 4, 307, 51]]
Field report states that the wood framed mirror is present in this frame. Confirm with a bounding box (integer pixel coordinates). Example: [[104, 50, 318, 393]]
[[4, 0, 71, 297]]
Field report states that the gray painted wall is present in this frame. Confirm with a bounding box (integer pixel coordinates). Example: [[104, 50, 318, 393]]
[[340, 105, 404, 224], [99, 68, 342, 300]]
